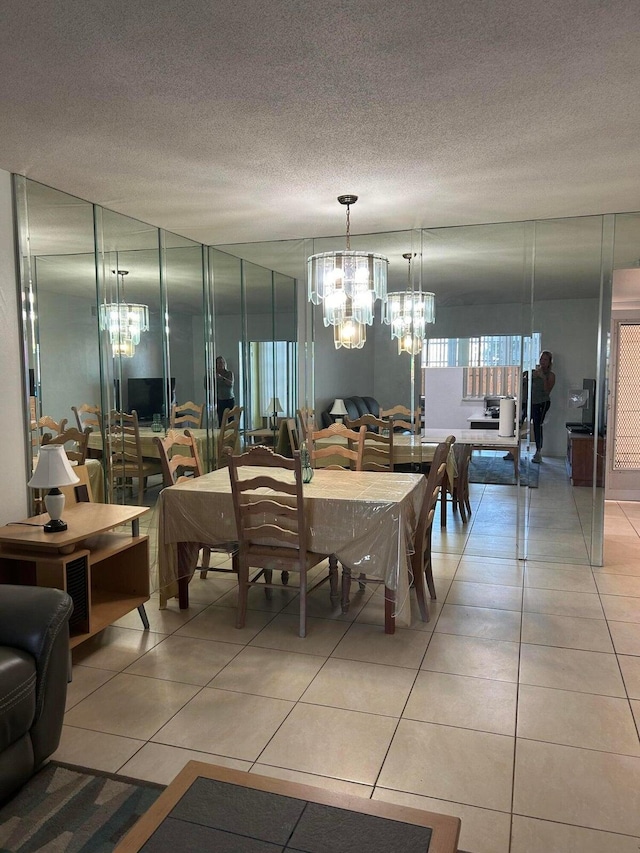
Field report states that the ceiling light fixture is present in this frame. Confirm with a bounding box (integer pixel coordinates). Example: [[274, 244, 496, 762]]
[[99, 270, 149, 358], [384, 252, 435, 355], [307, 195, 388, 335]]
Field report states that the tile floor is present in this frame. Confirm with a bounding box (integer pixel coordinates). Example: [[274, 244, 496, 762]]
[[54, 456, 640, 853]]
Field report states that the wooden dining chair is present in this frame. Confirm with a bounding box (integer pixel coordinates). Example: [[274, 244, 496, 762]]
[[72, 403, 102, 432], [228, 446, 337, 638], [450, 442, 473, 522], [216, 405, 243, 468], [345, 414, 394, 471], [380, 405, 421, 434], [296, 407, 315, 443], [41, 425, 91, 464], [106, 410, 163, 505], [275, 417, 299, 457], [170, 401, 203, 429], [154, 429, 238, 581], [411, 436, 456, 620], [309, 423, 365, 470]]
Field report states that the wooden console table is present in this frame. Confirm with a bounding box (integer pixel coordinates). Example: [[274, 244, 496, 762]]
[[116, 761, 461, 852], [0, 503, 150, 647]]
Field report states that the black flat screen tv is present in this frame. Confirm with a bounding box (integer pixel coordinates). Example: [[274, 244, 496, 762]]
[[127, 377, 175, 423]]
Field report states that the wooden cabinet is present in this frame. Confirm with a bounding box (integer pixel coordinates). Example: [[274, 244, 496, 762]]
[[0, 503, 150, 648], [566, 430, 605, 487]]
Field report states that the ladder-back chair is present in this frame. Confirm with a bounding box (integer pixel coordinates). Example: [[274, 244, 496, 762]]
[[228, 446, 336, 638], [309, 423, 365, 470], [72, 404, 101, 432], [380, 405, 421, 434], [344, 414, 394, 471], [170, 401, 203, 429], [216, 405, 243, 468], [106, 410, 163, 505]]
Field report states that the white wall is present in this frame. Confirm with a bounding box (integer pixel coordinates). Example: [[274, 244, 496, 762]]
[[423, 368, 486, 429], [0, 169, 28, 523]]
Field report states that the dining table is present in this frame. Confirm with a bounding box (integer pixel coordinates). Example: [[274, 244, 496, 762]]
[[87, 427, 217, 471], [155, 467, 428, 631]]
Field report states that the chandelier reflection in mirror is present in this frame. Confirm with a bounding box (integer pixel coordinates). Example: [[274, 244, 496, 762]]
[[308, 195, 388, 349], [99, 270, 149, 358], [384, 253, 435, 355]]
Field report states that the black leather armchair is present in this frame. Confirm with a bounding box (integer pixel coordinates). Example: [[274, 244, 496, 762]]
[[321, 396, 380, 428], [0, 585, 73, 802]]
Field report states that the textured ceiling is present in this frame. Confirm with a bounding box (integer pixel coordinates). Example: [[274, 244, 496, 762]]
[[1, 0, 639, 251]]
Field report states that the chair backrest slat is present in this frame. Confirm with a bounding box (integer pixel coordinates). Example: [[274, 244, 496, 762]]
[[380, 405, 421, 434], [217, 405, 243, 468], [41, 426, 91, 464], [344, 414, 394, 471], [309, 423, 366, 471], [170, 401, 203, 429], [154, 429, 203, 485]]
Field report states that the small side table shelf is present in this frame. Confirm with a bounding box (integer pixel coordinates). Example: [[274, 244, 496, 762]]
[[0, 503, 150, 648]]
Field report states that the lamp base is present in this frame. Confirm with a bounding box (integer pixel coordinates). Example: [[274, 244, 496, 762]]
[[43, 518, 68, 533]]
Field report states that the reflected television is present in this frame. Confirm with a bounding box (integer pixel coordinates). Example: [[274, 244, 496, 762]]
[[127, 377, 175, 423]]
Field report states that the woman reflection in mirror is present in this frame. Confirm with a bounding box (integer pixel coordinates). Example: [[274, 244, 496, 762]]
[[529, 350, 555, 463], [215, 356, 235, 426]]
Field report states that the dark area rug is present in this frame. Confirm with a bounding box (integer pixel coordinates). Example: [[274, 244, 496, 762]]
[[0, 761, 164, 852], [469, 454, 539, 487]]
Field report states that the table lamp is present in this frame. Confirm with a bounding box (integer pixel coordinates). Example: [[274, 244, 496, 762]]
[[266, 397, 283, 430], [28, 445, 79, 532], [330, 398, 348, 424]]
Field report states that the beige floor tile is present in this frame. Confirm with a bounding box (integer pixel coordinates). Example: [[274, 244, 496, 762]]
[[252, 763, 373, 798], [53, 725, 145, 773], [523, 587, 603, 619], [422, 633, 519, 682], [435, 604, 521, 642], [521, 612, 613, 652], [600, 594, 640, 623], [175, 603, 276, 643], [524, 565, 596, 593], [64, 670, 200, 737], [453, 560, 524, 587], [71, 626, 167, 671], [258, 703, 397, 785], [152, 687, 294, 760], [596, 573, 640, 596], [430, 553, 462, 579], [111, 599, 209, 632], [118, 742, 251, 785], [527, 511, 585, 532], [249, 613, 350, 656], [123, 635, 244, 685], [609, 620, 640, 655], [446, 580, 523, 611], [513, 739, 640, 836], [178, 576, 239, 605], [517, 683, 640, 755], [511, 815, 640, 853], [66, 665, 116, 710], [300, 658, 416, 716], [526, 539, 589, 564], [378, 719, 513, 812], [619, 655, 640, 699], [519, 644, 626, 697], [331, 622, 431, 669], [463, 536, 518, 560], [403, 670, 517, 735], [214, 582, 300, 613], [373, 788, 511, 853], [208, 645, 326, 700], [632, 699, 640, 729], [430, 533, 468, 555]]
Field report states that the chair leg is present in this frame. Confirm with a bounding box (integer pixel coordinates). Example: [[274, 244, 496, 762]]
[[412, 559, 430, 623], [425, 529, 437, 600], [281, 571, 289, 585], [200, 547, 210, 580], [264, 569, 273, 600], [328, 554, 339, 605], [341, 564, 352, 613], [299, 567, 307, 638], [236, 561, 249, 628], [357, 573, 366, 592]]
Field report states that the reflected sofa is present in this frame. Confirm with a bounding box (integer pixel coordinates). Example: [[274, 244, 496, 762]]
[[320, 395, 380, 428], [0, 585, 73, 802]]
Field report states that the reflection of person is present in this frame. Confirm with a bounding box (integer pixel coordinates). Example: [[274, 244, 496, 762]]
[[215, 356, 234, 426], [529, 350, 556, 463]]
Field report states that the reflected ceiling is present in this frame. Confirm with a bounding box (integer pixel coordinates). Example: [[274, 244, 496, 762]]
[[1, 0, 639, 250]]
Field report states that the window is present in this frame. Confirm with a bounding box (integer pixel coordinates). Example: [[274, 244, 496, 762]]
[[243, 341, 298, 429]]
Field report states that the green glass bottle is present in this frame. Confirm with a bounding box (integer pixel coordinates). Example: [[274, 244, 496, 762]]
[[300, 441, 314, 483]]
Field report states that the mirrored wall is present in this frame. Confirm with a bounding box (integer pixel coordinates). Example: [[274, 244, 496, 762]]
[[17, 174, 634, 568], [15, 176, 297, 508]]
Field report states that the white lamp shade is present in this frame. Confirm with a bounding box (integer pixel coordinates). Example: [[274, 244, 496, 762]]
[[266, 397, 283, 414], [28, 445, 80, 489], [330, 399, 348, 416]]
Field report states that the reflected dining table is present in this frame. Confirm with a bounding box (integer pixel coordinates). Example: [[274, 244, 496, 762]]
[[87, 427, 217, 471], [156, 468, 428, 633]]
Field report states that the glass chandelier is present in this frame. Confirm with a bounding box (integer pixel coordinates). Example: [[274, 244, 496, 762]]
[[384, 253, 435, 355], [307, 195, 388, 334], [99, 270, 149, 358]]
